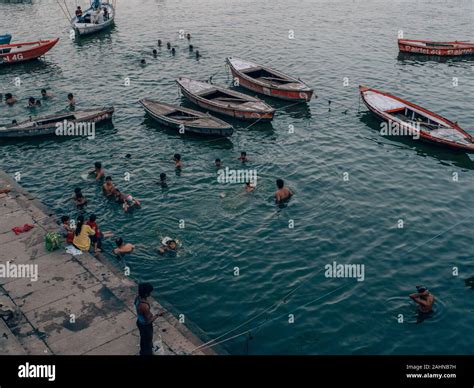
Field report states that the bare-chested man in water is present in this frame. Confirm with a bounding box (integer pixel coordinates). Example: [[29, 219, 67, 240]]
[[275, 179, 293, 203], [409, 286, 435, 313]]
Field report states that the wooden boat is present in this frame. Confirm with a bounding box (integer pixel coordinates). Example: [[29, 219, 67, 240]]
[[0, 38, 59, 65], [226, 57, 314, 102], [176, 77, 275, 121], [359, 86, 474, 153], [398, 39, 474, 56], [140, 99, 234, 137], [0, 107, 114, 138], [71, 1, 115, 36], [0, 34, 12, 45]]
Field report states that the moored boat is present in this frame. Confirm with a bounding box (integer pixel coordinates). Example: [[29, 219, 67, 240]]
[[0, 34, 12, 45], [140, 99, 234, 137], [0, 38, 59, 65], [71, 1, 115, 36], [0, 107, 114, 138], [226, 57, 314, 102], [176, 77, 275, 121], [398, 39, 474, 56], [359, 86, 474, 153]]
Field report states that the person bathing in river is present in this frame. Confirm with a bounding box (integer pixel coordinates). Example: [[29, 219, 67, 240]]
[[158, 238, 178, 255], [215, 158, 222, 168], [159, 173, 168, 188], [173, 153, 183, 169], [409, 286, 435, 315], [5, 93, 17, 105], [275, 179, 293, 203], [67, 93, 76, 109], [28, 97, 41, 108], [102, 176, 116, 197], [41, 89, 52, 99], [113, 237, 135, 256], [238, 151, 249, 163], [72, 188, 87, 208], [91, 161, 105, 181]]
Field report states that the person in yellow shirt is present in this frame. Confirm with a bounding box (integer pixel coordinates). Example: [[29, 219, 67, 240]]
[[72, 215, 95, 251]]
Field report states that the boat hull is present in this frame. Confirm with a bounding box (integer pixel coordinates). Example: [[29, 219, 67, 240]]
[[398, 39, 474, 56], [360, 86, 474, 153], [0, 38, 59, 65], [141, 101, 233, 137], [228, 66, 313, 102], [0, 108, 114, 138]]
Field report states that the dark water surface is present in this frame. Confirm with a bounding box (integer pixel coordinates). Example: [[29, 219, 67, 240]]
[[0, 0, 473, 354]]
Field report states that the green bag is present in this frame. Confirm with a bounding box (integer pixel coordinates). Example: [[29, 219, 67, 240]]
[[45, 232, 61, 251]]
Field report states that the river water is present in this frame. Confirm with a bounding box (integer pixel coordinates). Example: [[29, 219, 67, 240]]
[[0, 0, 473, 354]]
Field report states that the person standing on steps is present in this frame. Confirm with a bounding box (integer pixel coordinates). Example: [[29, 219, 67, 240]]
[[134, 283, 161, 355]]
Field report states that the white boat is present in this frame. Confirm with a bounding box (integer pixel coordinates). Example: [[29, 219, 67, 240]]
[[71, 1, 115, 36]]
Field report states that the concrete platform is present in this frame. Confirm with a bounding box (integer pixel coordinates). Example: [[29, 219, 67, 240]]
[[0, 171, 216, 355]]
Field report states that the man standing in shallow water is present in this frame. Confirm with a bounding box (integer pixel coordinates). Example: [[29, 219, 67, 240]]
[[275, 179, 293, 203], [409, 286, 435, 314]]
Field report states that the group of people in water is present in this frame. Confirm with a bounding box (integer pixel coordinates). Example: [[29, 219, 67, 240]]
[[1, 89, 76, 110]]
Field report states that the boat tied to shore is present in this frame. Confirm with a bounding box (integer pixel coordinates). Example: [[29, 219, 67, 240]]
[[398, 39, 474, 56], [70, 0, 116, 36], [0, 107, 114, 138], [0, 38, 59, 65], [226, 57, 314, 102], [360, 86, 474, 153], [140, 99, 234, 137], [176, 77, 275, 121]]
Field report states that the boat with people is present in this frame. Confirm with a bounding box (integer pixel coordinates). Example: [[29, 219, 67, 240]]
[[226, 57, 314, 102], [0, 38, 59, 65], [359, 85, 474, 153], [140, 99, 234, 137], [71, 0, 115, 36], [0, 107, 114, 138], [398, 39, 474, 56], [176, 77, 275, 121]]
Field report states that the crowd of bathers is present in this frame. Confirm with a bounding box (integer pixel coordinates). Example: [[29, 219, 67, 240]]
[[57, 151, 294, 259]]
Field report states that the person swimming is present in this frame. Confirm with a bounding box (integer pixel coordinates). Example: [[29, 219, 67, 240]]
[[409, 286, 435, 314], [238, 151, 248, 163], [158, 237, 178, 255], [123, 194, 141, 212], [41, 89, 52, 99], [102, 176, 116, 197], [159, 172, 168, 188], [73, 187, 87, 208], [113, 237, 135, 256], [215, 158, 222, 168], [5, 93, 17, 105], [91, 161, 105, 181], [245, 181, 255, 192], [173, 153, 183, 169], [275, 179, 293, 203], [67, 93, 76, 108], [28, 97, 41, 108]]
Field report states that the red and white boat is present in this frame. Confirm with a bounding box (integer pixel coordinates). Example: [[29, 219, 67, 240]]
[[226, 57, 314, 102], [359, 86, 474, 153], [0, 38, 59, 65], [398, 39, 474, 56]]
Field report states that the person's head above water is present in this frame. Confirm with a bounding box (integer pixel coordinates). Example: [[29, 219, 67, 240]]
[[138, 282, 154, 298], [276, 179, 284, 189], [160, 172, 166, 181], [241, 151, 246, 157], [173, 153, 181, 161], [94, 161, 102, 170], [67, 93, 74, 100], [41, 89, 47, 96], [115, 237, 124, 247], [61, 215, 69, 224], [28, 97, 36, 104], [416, 286, 429, 295], [105, 176, 112, 182], [74, 187, 82, 195], [168, 240, 177, 250]]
